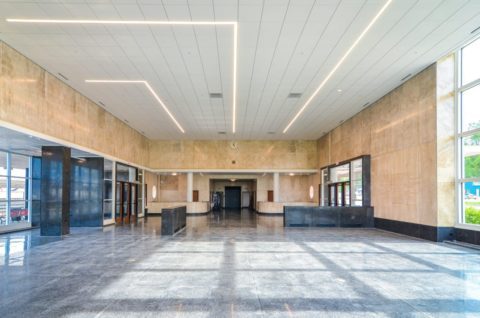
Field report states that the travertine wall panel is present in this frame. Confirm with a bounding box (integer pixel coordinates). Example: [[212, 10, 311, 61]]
[[317, 65, 439, 226], [280, 175, 317, 203], [0, 42, 149, 167], [149, 140, 317, 170], [436, 54, 456, 227]]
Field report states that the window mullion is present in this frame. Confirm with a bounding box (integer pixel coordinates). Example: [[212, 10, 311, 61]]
[[459, 78, 480, 93], [6, 152, 11, 226]]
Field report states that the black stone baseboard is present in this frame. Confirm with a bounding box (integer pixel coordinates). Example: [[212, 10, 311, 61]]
[[186, 211, 210, 216], [454, 227, 480, 246], [256, 211, 284, 216], [374, 218, 454, 242]]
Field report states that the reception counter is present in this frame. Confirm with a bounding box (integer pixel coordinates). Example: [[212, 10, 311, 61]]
[[257, 201, 317, 214], [147, 201, 210, 215], [161, 206, 186, 235], [284, 206, 374, 228]]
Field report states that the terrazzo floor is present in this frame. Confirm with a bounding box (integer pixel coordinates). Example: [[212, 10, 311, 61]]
[[1, 209, 479, 317]]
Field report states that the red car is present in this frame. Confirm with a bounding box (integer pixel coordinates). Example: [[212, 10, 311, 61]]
[[10, 208, 28, 221]]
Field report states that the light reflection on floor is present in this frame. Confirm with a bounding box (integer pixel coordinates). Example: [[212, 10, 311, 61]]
[[1, 209, 480, 317]]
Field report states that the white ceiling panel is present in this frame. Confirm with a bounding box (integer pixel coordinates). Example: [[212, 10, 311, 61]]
[[1, 0, 480, 140]]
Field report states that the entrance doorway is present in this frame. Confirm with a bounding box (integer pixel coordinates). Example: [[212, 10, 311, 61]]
[[328, 182, 350, 206], [115, 181, 138, 224], [225, 186, 241, 209]]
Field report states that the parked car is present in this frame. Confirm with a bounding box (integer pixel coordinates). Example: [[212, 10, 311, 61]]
[[9, 208, 28, 221]]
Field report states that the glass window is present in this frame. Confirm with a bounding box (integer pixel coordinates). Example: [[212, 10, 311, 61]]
[[0, 176, 7, 201], [10, 178, 27, 201], [462, 134, 480, 178], [104, 160, 113, 180], [461, 38, 480, 86], [458, 37, 480, 226], [116, 163, 129, 182], [10, 201, 28, 223], [461, 84, 480, 132], [463, 182, 480, 225], [0, 152, 7, 176], [0, 201, 6, 225], [351, 159, 363, 206], [10, 154, 29, 178], [330, 164, 349, 183]]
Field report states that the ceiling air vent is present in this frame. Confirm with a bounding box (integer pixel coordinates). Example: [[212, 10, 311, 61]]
[[209, 93, 223, 99], [267, 131, 275, 135], [401, 74, 412, 82], [288, 93, 302, 98], [471, 26, 480, 34], [218, 131, 227, 135]]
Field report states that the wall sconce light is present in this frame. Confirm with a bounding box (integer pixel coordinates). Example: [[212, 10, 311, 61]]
[[152, 185, 157, 200], [309, 185, 314, 200]]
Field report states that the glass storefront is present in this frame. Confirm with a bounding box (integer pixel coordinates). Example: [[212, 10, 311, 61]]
[[321, 156, 369, 207], [0, 151, 32, 231]]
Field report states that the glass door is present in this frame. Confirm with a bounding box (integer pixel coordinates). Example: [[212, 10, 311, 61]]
[[130, 183, 137, 223], [328, 184, 336, 206], [336, 183, 343, 206], [115, 181, 122, 224], [122, 182, 131, 224]]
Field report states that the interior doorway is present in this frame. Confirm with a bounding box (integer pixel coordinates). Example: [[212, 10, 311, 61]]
[[210, 178, 257, 210], [225, 186, 241, 209], [115, 181, 138, 224]]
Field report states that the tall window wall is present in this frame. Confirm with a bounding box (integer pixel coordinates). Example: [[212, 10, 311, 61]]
[[457, 36, 480, 226], [0, 151, 32, 229]]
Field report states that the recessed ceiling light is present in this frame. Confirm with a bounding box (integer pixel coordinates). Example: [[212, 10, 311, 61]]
[[172, 172, 177, 176], [57, 73, 68, 81], [337, 89, 342, 93], [289, 173, 295, 176], [401, 74, 412, 81], [282, 0, 393, 133], [86, 80, 185, 133], [7, 18, 238, 134], [209, 93, 223, 99], [230, 178, 236, 182], [288, 93, 302, 98]]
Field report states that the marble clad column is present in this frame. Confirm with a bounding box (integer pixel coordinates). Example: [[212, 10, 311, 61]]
[[273, 172, 280, 202], [40, 146, 71, 236], [187, 172, 193, 203]]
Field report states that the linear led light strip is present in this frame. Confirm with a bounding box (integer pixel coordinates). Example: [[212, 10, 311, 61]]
[[6, 18, 238, 134], [282, 0, 393, 133], [85, 80, 185, 133]]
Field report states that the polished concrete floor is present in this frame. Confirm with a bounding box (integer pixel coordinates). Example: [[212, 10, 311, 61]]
[[1, 209, 480, 318]]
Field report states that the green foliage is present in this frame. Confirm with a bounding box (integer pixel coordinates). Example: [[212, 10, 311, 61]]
[[465, 206, 480, 224], [465, 155, 480, 178]]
